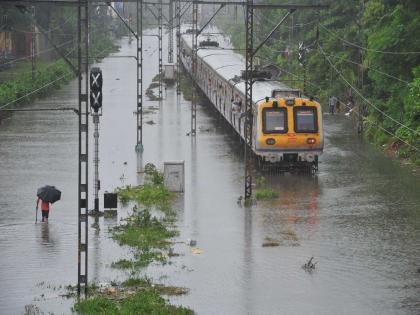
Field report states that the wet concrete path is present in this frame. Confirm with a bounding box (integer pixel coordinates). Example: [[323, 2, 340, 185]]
[[1, 35, 420, 315]]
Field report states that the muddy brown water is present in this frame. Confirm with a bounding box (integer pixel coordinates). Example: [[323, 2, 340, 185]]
[[1, 35, 420, 315]]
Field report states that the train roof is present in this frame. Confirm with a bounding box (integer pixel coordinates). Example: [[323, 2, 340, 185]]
[[181, 26, 300, 104]]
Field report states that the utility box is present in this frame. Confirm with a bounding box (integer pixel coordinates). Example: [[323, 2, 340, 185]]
[[164, 63, 176, 80], [164, 161, 185, 192], [104, 192, 118, 217]]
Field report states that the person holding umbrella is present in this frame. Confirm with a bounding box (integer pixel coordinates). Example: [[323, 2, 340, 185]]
[[36, 185, 61, 223], [36, 198, 51, 222]]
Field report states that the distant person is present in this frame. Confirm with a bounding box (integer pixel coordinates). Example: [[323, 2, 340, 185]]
[[333, 95, 340, 112], [36, 198, 50, 222], [328, 96, 335, 115]]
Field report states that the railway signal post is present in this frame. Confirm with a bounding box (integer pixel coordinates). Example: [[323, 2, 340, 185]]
[[77, 0, 89, 295], [89, 67, 103, 214]]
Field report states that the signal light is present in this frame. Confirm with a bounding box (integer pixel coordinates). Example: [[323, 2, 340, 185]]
[[307, 138, 316, 144], [90, 67, 103, 113]]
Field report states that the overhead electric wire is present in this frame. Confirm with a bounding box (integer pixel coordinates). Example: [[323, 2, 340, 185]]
[[0, 45, 77, 110], [319, 23, 420, 55], [257, 55, 419, 152], [323, 51, 410, 84], [318, 43, 419, 136], [0, 40, 115, 112], [0, 72, 73, 110], [1, 38, 75, 66], [10, 13, 74, 34]]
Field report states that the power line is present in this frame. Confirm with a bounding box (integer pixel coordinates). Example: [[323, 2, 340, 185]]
[[0, 41, 113, 111], [9, 13, 74, 34], [323, 51, 410, 84], [318, 44, 419, 136], [257, 55, 419, 152], [1, 38, 75, 66], [319, 23, 420, 55], [0, 72, 73, 110]]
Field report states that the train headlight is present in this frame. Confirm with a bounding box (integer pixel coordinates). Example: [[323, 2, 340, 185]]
[[285, 98, 295, 106], [306, 138, 316, 144], [266, 138, 276, 145]]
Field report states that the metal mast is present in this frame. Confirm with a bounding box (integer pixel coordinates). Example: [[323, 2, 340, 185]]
[[158, 0, 163, 101], [191, 0, 198, 135], [244, 0, 253, 200], [136, 0, 144, 150], [31, 5, 36, 80], [77, 0, 89, 295], [176, 0, 181, 95], [168, 0, 174, 63]]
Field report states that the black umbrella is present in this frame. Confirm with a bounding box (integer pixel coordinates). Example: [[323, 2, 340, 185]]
[[37, 185, 61, 204]]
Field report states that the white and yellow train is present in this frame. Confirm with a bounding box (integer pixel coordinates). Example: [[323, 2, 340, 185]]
[[180, 30, 323, 173]]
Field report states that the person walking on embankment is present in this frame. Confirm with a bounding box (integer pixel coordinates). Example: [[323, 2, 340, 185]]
[[36, 198, 50, 222]]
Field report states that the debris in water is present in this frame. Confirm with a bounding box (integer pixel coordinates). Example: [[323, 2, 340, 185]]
[[237, 195, 243, 206], [302, 256, 317, 272], [116, 78, 120, 80], [186, 239, 197, 246], [191, 247, 202, 254], [24, 304, 42, 315], [123, 161, 128, 165], [262, 237, 280, 247], [199, 126, 211, 132]]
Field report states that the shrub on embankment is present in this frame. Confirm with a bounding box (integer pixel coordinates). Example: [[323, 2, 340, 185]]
[[0, 60, 73, 110], [0, 39, 119, 114]]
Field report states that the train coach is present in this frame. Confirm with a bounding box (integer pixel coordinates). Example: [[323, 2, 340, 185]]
[[180, 29, 323, 173]]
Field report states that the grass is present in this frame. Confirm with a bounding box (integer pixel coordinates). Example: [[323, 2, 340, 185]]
[[255, 189, 279, 201], [74, 290, 193, 315], [116, 185, 172, 209], [72, 164, 193, 314]]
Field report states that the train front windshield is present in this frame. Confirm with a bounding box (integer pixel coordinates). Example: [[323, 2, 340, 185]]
[[294, 107, 318, 133], [263, 108, 287, 134]]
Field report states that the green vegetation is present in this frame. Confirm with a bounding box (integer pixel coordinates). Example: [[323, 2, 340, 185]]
[[218, 0, 420, 163], [255, 189, 279, 201], [0, 6, 119, 113], [73, 164, 192, 314], [74, 289, 193, 315], [254, 176, 279, 201], [0, 60, 72, 109]]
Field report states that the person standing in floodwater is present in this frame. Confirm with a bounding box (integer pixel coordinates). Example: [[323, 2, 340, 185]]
[[328, 96, 335, 115], [36, 198, 50, 222]]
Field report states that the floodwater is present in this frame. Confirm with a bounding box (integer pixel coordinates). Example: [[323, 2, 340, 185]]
[[1, 33, 420, 315]]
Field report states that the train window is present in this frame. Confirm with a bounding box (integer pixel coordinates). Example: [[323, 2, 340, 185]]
[[262, 108, 288, 134], [294, 107, 318, 133]]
